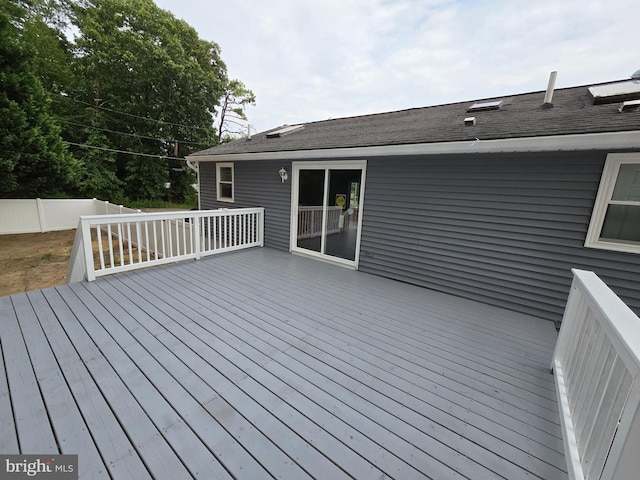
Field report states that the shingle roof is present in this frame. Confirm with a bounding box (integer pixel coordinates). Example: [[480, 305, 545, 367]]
[[192, 80, 640, 157]]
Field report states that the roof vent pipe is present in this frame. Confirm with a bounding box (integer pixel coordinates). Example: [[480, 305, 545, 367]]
[[543, 71, 558, 107]]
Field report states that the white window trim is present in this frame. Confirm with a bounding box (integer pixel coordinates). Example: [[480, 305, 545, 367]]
[[216, 162, 234, 203], [585, 153, 640, 254]]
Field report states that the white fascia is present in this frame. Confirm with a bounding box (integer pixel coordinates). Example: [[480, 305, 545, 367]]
[[187, 130, 640, 162]]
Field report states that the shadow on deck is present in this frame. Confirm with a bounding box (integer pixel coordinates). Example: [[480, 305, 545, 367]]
[[0, 247, 565, 479]]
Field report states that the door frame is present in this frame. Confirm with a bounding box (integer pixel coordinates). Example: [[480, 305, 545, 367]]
[[290, 160, 367, 269]]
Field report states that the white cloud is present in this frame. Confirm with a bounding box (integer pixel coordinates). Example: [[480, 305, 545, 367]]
[[155, 0, 640, 134]]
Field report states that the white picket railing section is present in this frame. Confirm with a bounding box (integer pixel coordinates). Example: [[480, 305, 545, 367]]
[[297, 206, 342, 239], [552, 269, 640, 480], [67, 208, 264, 283]]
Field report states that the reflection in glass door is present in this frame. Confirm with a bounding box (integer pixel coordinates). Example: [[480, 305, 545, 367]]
[[293, 162, 365, 265], [296, 169, 325, 253]]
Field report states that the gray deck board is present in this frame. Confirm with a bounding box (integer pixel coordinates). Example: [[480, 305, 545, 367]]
[[16, 291, 109, 478], [0, 319, 18, 454], [0, 294, 58, 453], [1, 247, 567, 479], [35, 288, 151, 479], [161, 255, 565, 479]]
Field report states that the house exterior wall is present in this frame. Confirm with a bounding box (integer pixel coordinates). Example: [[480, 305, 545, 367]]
[[198, 150, 640, 323], [358, 151, 640, 322], [199, 160, 292, 250]]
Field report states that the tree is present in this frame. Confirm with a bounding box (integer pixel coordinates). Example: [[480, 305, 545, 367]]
[[216, 78, 256, 142], [73, 130, 123, 200], [0, 0, 75, 197], [70, 0, 226, 201]]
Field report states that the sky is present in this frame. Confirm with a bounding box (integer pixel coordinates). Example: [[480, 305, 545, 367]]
[[154, 0, 639, 135]]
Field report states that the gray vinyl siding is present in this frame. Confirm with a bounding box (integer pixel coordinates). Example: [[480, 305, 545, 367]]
[[358, 151, 640, 323], [199, 160, 292, 250], [199, 151, 640, 323]]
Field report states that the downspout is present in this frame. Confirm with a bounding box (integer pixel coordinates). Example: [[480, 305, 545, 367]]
[[185, 159, 201, 209]]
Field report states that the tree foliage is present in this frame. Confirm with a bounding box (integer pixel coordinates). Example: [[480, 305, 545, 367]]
[[0, 0, 75, 197], [0, 0, 254, 202]]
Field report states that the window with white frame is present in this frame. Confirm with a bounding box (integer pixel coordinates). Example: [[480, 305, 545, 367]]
[[585, 153, 640, 253], [216, 162, 234, 202]]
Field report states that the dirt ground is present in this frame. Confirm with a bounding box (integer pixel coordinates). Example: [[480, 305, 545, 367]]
[[0, 229, 77, 297]]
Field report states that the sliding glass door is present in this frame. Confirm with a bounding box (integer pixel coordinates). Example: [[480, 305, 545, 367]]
[[291, 161, 366, 266]]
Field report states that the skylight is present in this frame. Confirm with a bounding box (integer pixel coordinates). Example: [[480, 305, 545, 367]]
[[266, 124, 305, 138], [619, 99, 640, 113], [467, 100, 503, 112], [588, 80, 640, 104]]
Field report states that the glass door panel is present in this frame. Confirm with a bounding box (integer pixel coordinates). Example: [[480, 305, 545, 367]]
[[296, 169, 325, 253], [325, 169, 362, 261]]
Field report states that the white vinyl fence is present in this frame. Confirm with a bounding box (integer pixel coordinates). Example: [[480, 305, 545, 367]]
[[67, 208, 264, 283], [0, 198, 139, 234], [551, 269, 640, 480]]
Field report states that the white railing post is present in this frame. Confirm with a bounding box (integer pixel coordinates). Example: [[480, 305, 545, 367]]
[[194, 214, 202, 260], [80, 217, 96, 282], [258, 208, 264, 247]]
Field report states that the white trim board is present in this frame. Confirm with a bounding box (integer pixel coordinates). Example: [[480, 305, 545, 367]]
[[188, 130, 640, 163]]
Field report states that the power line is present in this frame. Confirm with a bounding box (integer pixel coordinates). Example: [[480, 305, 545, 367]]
[[64, 141, 187, 162], [60, 94, 216, 133], [58, 119, 212, 147]]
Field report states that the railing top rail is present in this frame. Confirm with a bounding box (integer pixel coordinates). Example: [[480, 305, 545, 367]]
[[78, 207, 265, 224], [571, 268, 640, 370]]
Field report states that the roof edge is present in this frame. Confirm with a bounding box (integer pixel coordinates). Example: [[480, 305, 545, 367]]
[[187, 130, 640, 162]]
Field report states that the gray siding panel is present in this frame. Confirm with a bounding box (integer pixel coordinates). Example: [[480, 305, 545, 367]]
[[358, 152, 640, 322], [200, 160, 292, 250], [200, 151, 640, 323]]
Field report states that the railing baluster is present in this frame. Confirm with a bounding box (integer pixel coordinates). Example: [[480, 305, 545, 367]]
[[207, 216, 212, 251], [117, 223, 125, 267], [126, 222, 133, 264], [182, 217, 187, 255], [136, 221, 142, 263], [213, 215, 218, 250], [96, 224, 105, 271], [107, 224, 114, 268], [144, 221, 150, 262], [160, 220, 166, 259], [167, 219, 173, 258]]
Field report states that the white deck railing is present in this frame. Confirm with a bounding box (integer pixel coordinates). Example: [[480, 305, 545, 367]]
[[67, 208, 264, 283], [552, 269, 640, 480], [297, 206, 342, 239]]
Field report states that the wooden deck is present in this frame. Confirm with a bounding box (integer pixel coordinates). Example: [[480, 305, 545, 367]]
[[0, 247, 566, 479]]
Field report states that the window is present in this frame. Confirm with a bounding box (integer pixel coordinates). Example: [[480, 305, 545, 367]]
[[216, 162, 234, 202], [585, 153, 640, 253]]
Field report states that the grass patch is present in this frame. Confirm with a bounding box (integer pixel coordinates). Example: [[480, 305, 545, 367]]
[[41, 252, 53, 261]]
